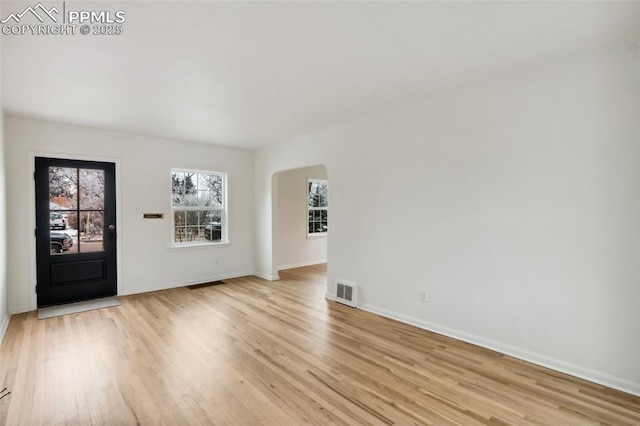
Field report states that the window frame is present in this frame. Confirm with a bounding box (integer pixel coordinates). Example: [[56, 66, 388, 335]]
[[170, 168, 228, 247], [307, 178, 328, 237]]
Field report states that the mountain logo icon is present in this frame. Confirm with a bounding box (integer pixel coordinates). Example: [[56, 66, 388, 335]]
[[1, 2, 60, 24]]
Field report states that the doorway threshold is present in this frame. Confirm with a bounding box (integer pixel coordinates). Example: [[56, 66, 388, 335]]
[[37, 296, 120, 320]]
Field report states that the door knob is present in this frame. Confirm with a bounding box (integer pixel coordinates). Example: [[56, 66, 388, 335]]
[[108, 224, 115, 231]]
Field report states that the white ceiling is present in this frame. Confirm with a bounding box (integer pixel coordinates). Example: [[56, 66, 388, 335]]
[[2, 1, 639, 149]]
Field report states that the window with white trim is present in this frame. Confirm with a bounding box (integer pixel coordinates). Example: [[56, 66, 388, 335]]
[[171, 169, 226, 245], [307, 179, 328, 235]]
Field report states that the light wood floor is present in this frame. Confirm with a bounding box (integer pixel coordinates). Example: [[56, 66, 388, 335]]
[[1, 264, 639, 425]]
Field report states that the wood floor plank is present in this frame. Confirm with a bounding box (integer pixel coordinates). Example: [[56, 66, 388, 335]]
[[1, 263, 639, 425]]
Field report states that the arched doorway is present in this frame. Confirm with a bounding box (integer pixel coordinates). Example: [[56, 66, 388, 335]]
[[272, 165, 328, 278]]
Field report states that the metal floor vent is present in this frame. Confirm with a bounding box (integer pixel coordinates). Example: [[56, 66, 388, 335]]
[[336, 281, 357, 307]]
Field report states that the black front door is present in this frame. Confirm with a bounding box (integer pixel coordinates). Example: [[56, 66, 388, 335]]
[[35, 157, 117, 307]]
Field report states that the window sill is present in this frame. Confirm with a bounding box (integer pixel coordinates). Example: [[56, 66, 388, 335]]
[[306, 233, 327, 239], [169, 241, 230, 250]]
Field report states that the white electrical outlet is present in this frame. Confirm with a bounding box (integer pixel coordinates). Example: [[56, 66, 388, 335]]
[[420, 290, 429, 303]]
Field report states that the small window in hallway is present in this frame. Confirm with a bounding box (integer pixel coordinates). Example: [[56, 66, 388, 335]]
[[307, 179, 328, 235]]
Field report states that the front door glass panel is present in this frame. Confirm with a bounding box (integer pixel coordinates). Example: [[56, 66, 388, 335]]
[[48, 167, 105, 255]]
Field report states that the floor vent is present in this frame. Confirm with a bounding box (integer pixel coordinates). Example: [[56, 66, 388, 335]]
[[336, 281, 357, 307]]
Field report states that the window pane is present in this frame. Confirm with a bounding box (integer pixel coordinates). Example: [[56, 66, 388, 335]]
[[196, 191, 215, 206], [308, 180, 328, 208], [198, 173, 223, 200], [171, 172, 185, 205], [204, 218, 222, 241], [204, 210, 221, 223], [173, 171, 223, 207], [174, 211, 185, 226], [64, 212, 78, 233], [174, 226, 186, 242], [174, 210, 190, 243], [172, 172, 185, 189], [49, 167, 77, 210], [185, 210, 200, 226], [49, 212, 68, 230], [179, 191, 217, 207], [182, 193, 200, 207], [183, 226, 198, 241], [197, 173, 211, 190], [171, 191, 182, 206], [321, 210, 327, 221], [79, 211, 104, 253], [79, 169, 104, 210], [171, 172, 197, 206]]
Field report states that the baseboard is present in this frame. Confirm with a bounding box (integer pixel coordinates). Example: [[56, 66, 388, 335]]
[[325, 293, 338, 302], [278, 259, 327, 271], [122, 271, 254, 296], [128, 271, 276, 287], [253, 272, 278, 281], [0, 314, 10, 346], [355, 303, 640, 398], [176, 271, 254, 288], [10, 305, 30, 315]]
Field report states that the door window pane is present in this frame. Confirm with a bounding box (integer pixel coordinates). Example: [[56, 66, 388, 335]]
[[49, 167, 77, 210], [49, 212, 78, 255], [79, 169, 105, 210], [50, 229, 74, 255], [79, 211, 104, 253]]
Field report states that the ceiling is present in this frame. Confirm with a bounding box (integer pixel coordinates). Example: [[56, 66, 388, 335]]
[[2, 1, 639, 149]]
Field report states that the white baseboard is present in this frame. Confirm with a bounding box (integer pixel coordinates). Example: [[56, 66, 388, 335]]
[[330, 301, 640, 398], [122, 271, 254, 296], [176, 271, 254, 288], [278, 259, 327, 271], [325, 293, 337, 302], [0, 314, 10, 346], [10, 305, 30, 315], [253, 272, 278, 281]]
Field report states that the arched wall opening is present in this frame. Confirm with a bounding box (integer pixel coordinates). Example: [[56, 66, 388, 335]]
[[271, 164, 328, 281]]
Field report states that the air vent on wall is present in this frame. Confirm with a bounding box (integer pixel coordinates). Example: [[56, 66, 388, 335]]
[[336, 281, 357, 308]]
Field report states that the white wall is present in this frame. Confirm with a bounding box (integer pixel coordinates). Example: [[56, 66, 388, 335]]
[[0, 18, 9, 341], [5, 117, 254, 314], [254, 41, 640, 395], [276, 165, 327, 270]]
